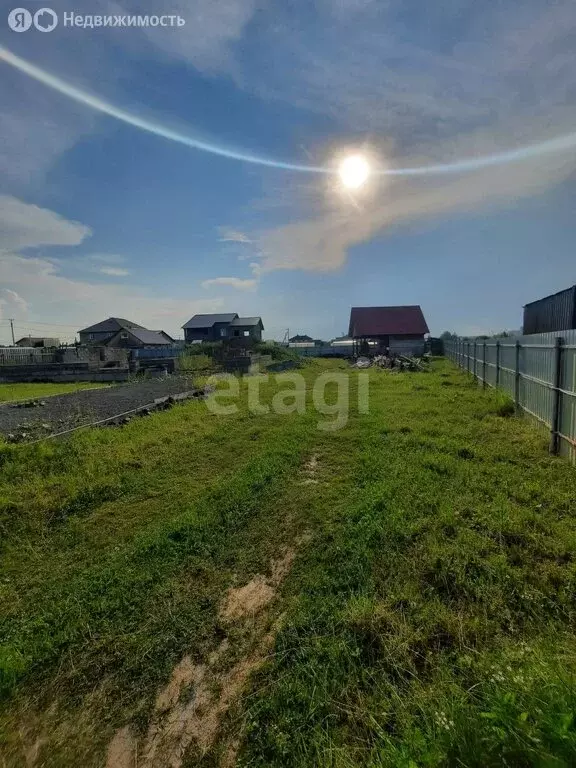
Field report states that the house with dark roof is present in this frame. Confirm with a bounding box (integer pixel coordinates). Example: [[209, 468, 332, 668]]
[[348, 305, 429, 355], [15, 336, 60, 348], [182, 313, 264, 343], [78, 318, 172, 347], [289, 334, 314, 344], [106, 328, 174, 348]]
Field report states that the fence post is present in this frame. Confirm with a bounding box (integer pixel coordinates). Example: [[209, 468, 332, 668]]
[[514, 340, 521, 412], [495, 340, 501, 388], [467, 342, 471, 374], [549, 336, 564, 455], [482, 342, 487, 388]]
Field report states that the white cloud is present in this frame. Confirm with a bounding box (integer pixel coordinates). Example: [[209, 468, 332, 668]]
[[0, 195, 91, 251], [218, 228, 253, 243], [87, 253, 127, 264], [201, 276, 258, 291], [0, 198, 223, 344], [255, 150, 576, 273], [138, 0, 260, 72], [99, 266, 130, 277], [0, 288, 29, 321]]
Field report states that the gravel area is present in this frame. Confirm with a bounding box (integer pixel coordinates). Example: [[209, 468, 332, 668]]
[[0, 376, 197, 440]]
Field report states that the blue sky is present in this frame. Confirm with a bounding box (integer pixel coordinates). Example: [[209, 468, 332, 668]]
[[1, 0, 575, 343]]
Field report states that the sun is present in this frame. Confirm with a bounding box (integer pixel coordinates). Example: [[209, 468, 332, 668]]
[[338, 154, 371, 189]]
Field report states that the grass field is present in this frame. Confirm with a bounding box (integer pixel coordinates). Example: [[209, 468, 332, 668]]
[[0, 381, 109, 403], [1, 359, 575, 767]]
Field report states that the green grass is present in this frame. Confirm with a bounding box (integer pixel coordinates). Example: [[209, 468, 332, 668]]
[[0, 359, 575, 766], [0, 381, 109, 403]]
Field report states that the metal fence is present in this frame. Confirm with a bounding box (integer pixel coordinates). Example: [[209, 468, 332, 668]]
[[0, 347, 59, 364], [444, 331, 576, 463]]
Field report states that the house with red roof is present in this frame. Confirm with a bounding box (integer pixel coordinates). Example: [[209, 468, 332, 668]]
[[348, 305, 429, 355]]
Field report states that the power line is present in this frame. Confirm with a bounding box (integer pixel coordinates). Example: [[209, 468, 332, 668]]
[[0, 320, 83, 328], [8, 326, 77, 336]]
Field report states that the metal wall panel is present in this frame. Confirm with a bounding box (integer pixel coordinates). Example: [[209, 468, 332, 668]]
[[444, 331, 576, 463], [523, 286, 576, 334]]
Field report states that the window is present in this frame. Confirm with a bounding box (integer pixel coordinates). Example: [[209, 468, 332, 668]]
[[233, 330, 240, 337], [243, 330, 250, 337], [120, 332, 128, 340], [220, 328, 227, 337], [89, 333, 94, 340]]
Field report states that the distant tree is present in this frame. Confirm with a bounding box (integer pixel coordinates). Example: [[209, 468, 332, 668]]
[[440, 331, 457, 340]]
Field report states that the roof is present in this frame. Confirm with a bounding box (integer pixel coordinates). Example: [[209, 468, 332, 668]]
[[349, 306, 429, 337], [80, 317, 145, 334], [289, 334, 313, 342], [126, 329, 172, 345], [15, 337, 59, 345], [230, 316, 263, 328], [182, 313, 238, 329], [523, 284, 576, 307], [152, 330, 175, 341]]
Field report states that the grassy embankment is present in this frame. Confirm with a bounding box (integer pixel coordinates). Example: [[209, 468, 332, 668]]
[[0, 382, 109, 403], [0, 359, 575, 766]]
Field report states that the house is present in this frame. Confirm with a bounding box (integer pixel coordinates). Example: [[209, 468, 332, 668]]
[[348, 305, 429, 355], [289, 334, 314, 343], [15, 337, 59, 348], [78, 318, 172, 347], [106, 328, 174, 348], [182, 313, 264, 343]]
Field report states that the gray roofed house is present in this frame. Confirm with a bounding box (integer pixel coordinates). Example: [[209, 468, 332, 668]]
[[107, 328, 174, 348], [78, 317, 146, 345], [78, 317, 173, 347], [182, 313, 238, 329], [183, 313, 263, 343]]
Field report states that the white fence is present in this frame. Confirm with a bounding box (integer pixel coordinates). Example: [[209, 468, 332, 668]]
[[444, 330, 576, 463]]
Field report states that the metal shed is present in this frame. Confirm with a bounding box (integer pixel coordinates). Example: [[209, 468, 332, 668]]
[[523, 286, 576, 335]]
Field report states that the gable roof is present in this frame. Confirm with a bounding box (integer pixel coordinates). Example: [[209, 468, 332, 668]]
[[126, 329, 172, 345], [230, 316, 263, 329], [80, 317, 145, 334], [349, 306, 429, 337], [182, 313, 238, 329], [289, 334, 314, 342]]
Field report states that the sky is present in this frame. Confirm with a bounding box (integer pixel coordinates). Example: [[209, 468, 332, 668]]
[[0, 0, 575, 344]]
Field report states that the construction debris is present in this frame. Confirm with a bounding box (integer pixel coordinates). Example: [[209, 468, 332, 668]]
[[352, 354, 430, 372]]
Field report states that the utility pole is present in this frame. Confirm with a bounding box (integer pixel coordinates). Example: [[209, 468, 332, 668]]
[[9, 319, 15, 345]]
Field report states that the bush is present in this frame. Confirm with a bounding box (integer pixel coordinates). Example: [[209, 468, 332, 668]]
[[253, 342, 301, 363]]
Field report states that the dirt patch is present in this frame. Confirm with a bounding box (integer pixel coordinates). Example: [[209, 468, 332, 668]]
[[219, 549, 296, 623], [219, 576, 276, 622], [300, 454, 320, 484], [105, 726, 137, 768], [155, 656, 198, 713], [139, 632, 276, 768], [106, 542, 307, 767], [23, 736, 45, 768], [220, 737, 241, 768]]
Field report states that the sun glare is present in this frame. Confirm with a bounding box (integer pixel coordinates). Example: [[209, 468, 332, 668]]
[[338, 154, 370, 189]]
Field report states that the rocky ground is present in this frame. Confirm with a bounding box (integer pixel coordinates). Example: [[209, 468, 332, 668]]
[[0, 376, 198, 441]]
